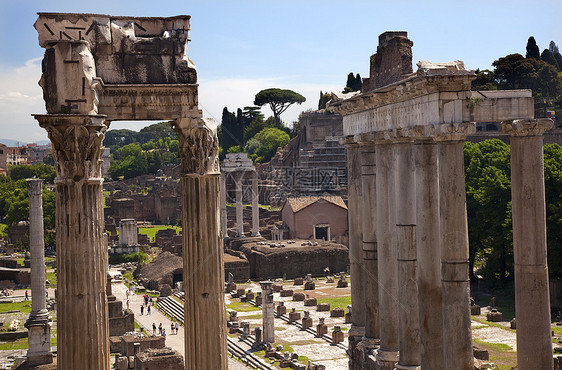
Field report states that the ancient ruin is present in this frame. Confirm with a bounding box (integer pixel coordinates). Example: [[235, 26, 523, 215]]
[[329, 31, 553, 369], [33, 13, 226, 369]]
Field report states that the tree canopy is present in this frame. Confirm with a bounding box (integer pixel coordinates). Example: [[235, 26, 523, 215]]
[[254, 88, 306, 126], [243, 127, 290, 163], [342, 72, 362, 93], [526, 36, 540, 59]]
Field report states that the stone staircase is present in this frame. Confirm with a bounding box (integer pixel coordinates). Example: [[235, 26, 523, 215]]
[[156, 296, 184, 324]]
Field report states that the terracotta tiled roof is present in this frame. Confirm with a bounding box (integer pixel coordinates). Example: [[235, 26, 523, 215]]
[[285, 195, 347, 213]]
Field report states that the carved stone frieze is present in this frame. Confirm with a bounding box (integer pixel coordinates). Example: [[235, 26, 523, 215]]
[[171, 118, 220, 175], [35, 115, 108, 181]]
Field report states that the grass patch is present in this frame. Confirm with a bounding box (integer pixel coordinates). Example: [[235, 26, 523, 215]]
[[109, 251, 150, 265], [316, 296, 351, 309], [138, 225, 181, 242], [553, 326, 562, 335], [274, 327, 286, 331], [0, 300, 32, 314], [46, 271, 57, 286], [471, 316, 514, 332], [243, 314, 263, 320], [0, 337, 28, 350], [473, 339, 513, 352], [226, 302, 261, 312], [273, 343, 294, 352]]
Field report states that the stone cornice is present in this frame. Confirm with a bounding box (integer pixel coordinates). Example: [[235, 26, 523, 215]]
[[328, 73, 475, 116], [350, 123, 475, 145], [501, 119, 554, 137]]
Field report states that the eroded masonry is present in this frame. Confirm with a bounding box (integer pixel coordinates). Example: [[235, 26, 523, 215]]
[[34, 13, 226, 369], [329, 31, 553, 370]]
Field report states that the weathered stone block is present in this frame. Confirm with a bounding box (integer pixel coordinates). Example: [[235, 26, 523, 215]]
[[473, 346, 489, 360], [470, 304, 481, 315], [330, 307, 345, 317], [332, 330, 344, 344], [117, 356, 128, 370], [317, 303, 330, 312], [280, 289, 293, 297], [236, 288, 245, 297], [294, 278, 303, 285], [246, 291, 255, 300], [302, 317, 313, 329], [486, 310, 503, 322], [226, 282, 236, 292], [337, 279, 348, 288], [272, 284, 283, 292], [134, 347, 185, 369], [289, 309, 301, 322], [293, 292, 305, 301], [316, 324, 328, 337], [304, 281, 316, 290], [510, 318, 516, 329], [276, 304, 287, 316], [304, 298, 317, 306]]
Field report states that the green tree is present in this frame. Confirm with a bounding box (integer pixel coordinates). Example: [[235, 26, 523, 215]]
[[471, 69, 498, 91], [245, 127, 290, 163], [318, 91, 331, 110], [544, 144, 562, 278], [109, 143, 147, 179], [526, 36, 540, 59], [254, 88, 306, 126], [541, 49, 560, 70], [9, 164, 56, 184]]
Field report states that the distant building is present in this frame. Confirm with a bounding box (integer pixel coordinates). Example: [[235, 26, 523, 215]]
[[0, 144, 7, 176], [281, 195, 348, 243]]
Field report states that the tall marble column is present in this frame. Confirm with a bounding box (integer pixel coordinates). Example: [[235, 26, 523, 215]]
[[344, 143, 366, 369], [235, 172, 244, 237], [359, 141, 380, 352], [502, 119, 553, 370], [25, 178, 52, 366], [251, 174, 260, 236], [172, 117, 228, 370], [35, 114, 110, 370], [260, 281, 275, 343], [394, 134, 421, 370], [437, 124, 474, 370], [220, 172, 227, 238], [414, 130, 444, 369], [374, 138, 399, 369]]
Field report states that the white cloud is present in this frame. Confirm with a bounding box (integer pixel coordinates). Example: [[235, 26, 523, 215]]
[[0, 58, 47, 143]]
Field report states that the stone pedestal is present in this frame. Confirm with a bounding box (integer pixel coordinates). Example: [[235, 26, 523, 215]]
[[172, 118, 227, 370], [302, 316, 313, 330], [260, 281, 275, 343], [437, 124, 474, 370], [503, 119, 554, 370], [415, 137, 444, 369], [288, 308, 301, 322], [35, 114, 110, 370], [316, 319, 328, 337], [332, 327, 344, 344], [25, 179, 53, 366]]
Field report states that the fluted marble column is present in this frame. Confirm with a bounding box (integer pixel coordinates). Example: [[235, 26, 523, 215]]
[[260, 281, 275, 343], [394, 133, 421, 370], [171, 117, 227, 370], [360, 141, 380, 351], [251, 174, 260, 236], [502, 119, 553, 370], [35, 114, 110, 370], [344, 143, 366, 369], [374, 138, 399, 369], [414, 130, 443, 369], [234, 172, 244, 237], [25, 178, 52, 366], [437, 124, 474, 370]]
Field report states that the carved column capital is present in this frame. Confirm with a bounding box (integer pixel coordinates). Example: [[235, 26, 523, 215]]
[[34, 114, 108, 181], [26, 178, 44, 196], [502, 119, 553, 136], [171, 117, 220, 175]]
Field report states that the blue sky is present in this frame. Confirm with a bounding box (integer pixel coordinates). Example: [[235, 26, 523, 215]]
[[0, 0, 560, 142]]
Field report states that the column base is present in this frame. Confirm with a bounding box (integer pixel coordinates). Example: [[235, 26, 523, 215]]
[[251, 232, 261, 237], [26, 353, 53, 367], [27, 324, 52, 366], [360, 337, 380, 350], [394, 365, 420, 370], [375, 349, 399, 370]]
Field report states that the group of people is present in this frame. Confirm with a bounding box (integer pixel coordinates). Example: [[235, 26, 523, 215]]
[[152, 321, 179, 336], [139, 294, 153, 315]]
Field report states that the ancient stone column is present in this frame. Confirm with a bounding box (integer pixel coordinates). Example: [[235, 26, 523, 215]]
[[234, 172, 244, 237], [343, 142, 366, 369], [414, 129, 444, 369], [25, 178, 52, 366], [260, 281, 275, 343], [171, 117, 228, 370], [437, 124, 474, 370], [502, 119, 553, 370], [220, 172, 227, 238], [359, 141, 380, 352], [374, 138, 399, 369], [394, 134, 421, 370], [35, 114, 110, 370], [251, 174, 260, 236]]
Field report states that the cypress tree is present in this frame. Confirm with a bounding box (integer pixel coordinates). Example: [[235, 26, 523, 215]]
[[526, 36, 540, 59]]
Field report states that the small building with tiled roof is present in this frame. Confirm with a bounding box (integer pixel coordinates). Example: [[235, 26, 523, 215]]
[[281, 195, 348, 242]]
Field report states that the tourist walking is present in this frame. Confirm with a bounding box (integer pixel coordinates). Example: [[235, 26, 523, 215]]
[[171, 322, 175, 334], [158, 323, 162, 335], [162, 328, 166, 338], [24, 290, 28, 301], [175, 322, 179, 334], [140, 305, 144, 315], [147, 304, 151, 315], [152, 323, 156, 336]]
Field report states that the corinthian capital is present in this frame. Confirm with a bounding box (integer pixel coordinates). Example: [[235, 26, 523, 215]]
[[34, 114, 108, 181], [170, 117, 220, 175]]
